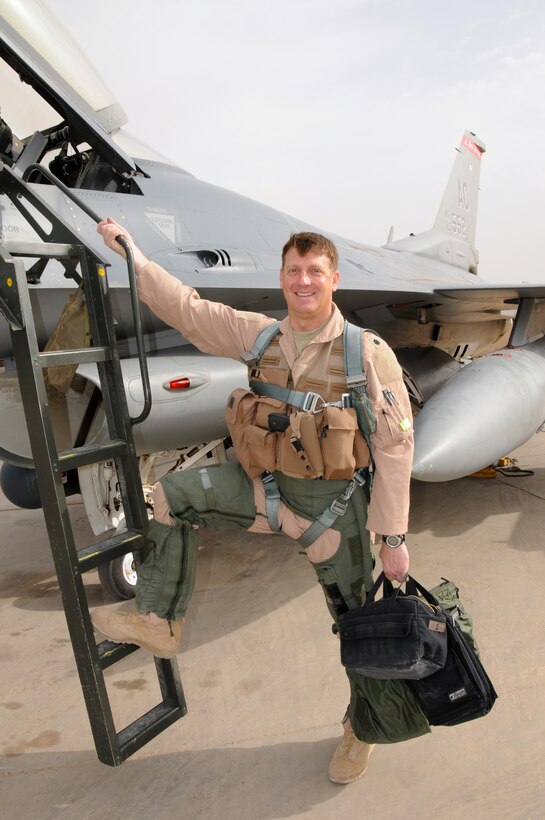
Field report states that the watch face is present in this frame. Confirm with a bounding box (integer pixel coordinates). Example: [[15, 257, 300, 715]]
[[384, 535, 404, 548]]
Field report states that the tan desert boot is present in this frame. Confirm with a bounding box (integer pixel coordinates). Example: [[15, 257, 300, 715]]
[[91, 608, 182, 659], [328, 719, 375, 784]]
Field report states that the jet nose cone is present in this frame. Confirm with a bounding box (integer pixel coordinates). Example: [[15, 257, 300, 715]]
[[412, 422, 466, 482]]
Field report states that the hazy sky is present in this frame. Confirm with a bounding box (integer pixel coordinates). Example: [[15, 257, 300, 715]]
[[39, 1, 545, 281]]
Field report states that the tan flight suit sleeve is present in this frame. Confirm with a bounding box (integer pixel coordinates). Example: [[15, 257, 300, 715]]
[[135, 260, 273, 358], [362, 332, 413, 536]]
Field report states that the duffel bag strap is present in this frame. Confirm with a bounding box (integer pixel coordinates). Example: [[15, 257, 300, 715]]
[[362, 570, 398, 608], [375, 574, 441, 609], [406, 576, 441, 608]]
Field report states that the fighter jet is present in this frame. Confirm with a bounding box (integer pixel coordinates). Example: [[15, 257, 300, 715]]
[[1, 0, 545, 544]]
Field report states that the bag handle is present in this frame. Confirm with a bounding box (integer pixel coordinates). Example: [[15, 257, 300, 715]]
[[405, 576, 440, 608], [362, 571, 401, 608], [363, 572, 440, 609]]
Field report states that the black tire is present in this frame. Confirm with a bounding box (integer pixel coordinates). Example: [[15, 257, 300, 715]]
[[0, 463, 42, 508], [98, 553, 137, 600]]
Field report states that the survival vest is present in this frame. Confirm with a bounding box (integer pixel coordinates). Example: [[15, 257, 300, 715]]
[[224, 321, 377, 482]]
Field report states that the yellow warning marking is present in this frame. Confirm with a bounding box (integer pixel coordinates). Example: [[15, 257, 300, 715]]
[[6, 277, 12, 287], [496, 457, 511, 467], [471, 467, 497, 479], [82, 535, 140, 561], [98, 267, 106, 277]]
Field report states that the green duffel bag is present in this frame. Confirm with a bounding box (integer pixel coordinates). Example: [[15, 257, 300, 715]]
[[429, 578, 480, 656]]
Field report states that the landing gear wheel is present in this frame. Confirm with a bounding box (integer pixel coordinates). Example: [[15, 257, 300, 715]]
[[98, 552, 137, 600]]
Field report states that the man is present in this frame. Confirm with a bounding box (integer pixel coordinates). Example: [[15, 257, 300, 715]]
[[92, 220, 429, 783]]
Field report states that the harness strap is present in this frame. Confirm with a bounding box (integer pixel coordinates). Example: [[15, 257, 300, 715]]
[[344, 321, 367, 387], [297, 469, 368, 549], [260, 471, 282, 532], [247, 320, 370, 412], [343, 322, 376, 490], [240, 322, 281, 366], [249, 379, 331, 413], [199, 467, 216, 508]]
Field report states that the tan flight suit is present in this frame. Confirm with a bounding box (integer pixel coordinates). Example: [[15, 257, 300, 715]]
[[133, 260, 429, 744]]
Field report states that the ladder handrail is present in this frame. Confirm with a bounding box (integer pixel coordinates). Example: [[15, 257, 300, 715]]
[[22, 162, 104, 223], [20, 162, 152, 425], [116, 236, 151, 425]]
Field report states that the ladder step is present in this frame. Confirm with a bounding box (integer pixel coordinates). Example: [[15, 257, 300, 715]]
[[78, 529, 148, 573], [98, 639, 140, 670], [0, 166, 187, 768], [39, 347, 110, 367], [117, 700, 186, 762], [56, 440, 128, 471], [3, 240, 81, 259]]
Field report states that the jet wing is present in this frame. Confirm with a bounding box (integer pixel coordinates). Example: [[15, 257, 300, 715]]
[[0, 12, 136, 175], [436, 284, 545, 301]]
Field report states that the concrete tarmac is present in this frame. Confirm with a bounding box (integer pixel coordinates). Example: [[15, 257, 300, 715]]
[[1, 436, 545, 819]]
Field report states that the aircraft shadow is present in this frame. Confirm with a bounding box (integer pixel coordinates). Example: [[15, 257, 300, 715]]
[[409, 468, 545, 546]]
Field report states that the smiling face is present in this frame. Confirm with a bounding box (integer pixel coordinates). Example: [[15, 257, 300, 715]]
[[280, 247, 340, 331]]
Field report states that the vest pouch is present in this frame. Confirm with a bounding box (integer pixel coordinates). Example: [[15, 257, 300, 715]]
[[225, 388, 279, 477], [279, 411, 324, 479], [253, 393, 286, 429], [353, 430, 371, 469], [350, 385, 377, 439], [242, 424, 277, 475], [319, 406, 358, 480]]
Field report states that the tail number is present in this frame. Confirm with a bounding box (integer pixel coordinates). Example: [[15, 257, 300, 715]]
[[444, 210, 467, 238]]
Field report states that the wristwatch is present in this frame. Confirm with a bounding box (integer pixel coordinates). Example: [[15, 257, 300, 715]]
[[382, 534, 406, 549]]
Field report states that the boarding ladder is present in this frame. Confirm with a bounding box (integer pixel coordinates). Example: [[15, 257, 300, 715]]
[[0, 162, 186, 766]]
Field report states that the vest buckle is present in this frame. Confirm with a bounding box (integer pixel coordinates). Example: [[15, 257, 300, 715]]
[[330, 496, 349, 516], [302, 391, 324, 413]]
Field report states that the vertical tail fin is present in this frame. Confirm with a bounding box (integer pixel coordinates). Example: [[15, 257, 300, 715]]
[[433, 131, 486, 253], [385, 130, 486, 274]]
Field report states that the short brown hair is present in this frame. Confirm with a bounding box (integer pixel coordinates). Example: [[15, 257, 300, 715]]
[[281, 232, 339, 271]]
